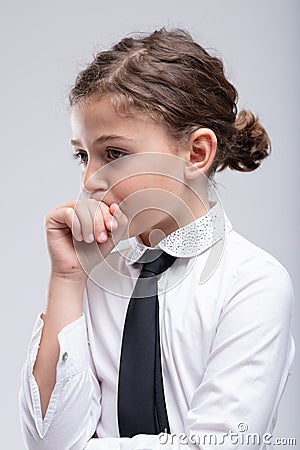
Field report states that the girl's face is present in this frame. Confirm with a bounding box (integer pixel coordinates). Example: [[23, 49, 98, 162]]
[[70, 96, 206, 243]]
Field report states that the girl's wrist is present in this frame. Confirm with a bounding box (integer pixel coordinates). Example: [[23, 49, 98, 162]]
[[43, 272, 86, 331], [50, 269, 88, 285]]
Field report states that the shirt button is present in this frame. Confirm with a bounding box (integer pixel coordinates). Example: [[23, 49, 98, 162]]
[[62, 352, 68, 362]]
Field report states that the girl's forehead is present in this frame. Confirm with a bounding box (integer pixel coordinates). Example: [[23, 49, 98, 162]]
[[70, 97, 171, 145], [70, 97, 124, 126]]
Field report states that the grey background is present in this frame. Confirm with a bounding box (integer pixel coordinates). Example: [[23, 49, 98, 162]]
[[0, 0, 298, 448]]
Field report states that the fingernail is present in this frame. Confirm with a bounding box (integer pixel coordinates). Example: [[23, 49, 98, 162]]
[[98, 231, 107, 242], [109, 218, 118, 230], [114, 204, 121, 215], [87, 233, 94, 243]]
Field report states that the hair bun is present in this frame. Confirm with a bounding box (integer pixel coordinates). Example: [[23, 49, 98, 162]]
[[224, 109, 271, 172]]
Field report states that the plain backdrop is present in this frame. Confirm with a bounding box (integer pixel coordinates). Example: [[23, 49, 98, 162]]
[[0, 0, 299, 448]]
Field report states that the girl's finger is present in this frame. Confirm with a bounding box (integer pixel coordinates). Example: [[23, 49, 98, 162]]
[[110, 203, 127, 226], [74, 199, 95, 243], [70, 209, 83, 241], [110, 203, 120, 217], [46, 206, 83, 242], [110, 203, 128, 241], [99, 202, 118, 233], [90, 201, 109, 243]]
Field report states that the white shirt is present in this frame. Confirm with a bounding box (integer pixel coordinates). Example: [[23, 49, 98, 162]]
[[19, 201, 295, 450]]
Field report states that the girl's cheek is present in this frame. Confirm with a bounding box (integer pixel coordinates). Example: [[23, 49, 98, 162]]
[[115, 182, 137, 197]]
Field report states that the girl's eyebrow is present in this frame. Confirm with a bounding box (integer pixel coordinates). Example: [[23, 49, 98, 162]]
[[70, 134, 136, 147]]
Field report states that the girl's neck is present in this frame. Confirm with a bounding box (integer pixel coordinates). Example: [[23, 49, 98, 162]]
[[138, 193, 211, 247]]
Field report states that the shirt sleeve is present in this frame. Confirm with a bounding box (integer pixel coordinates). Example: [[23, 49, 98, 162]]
[[19, 309, 102, 450], [183, 258, 295, 449], [85, 258, 295, 450]]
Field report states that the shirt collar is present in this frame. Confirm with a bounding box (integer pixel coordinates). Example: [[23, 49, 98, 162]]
[[112, 200, 232, 264]]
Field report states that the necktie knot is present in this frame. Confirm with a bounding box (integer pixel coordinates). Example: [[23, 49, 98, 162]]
[[139, 249, 176, 278]]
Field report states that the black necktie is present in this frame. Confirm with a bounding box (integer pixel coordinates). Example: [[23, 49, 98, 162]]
[[117, 249, 176, 438]]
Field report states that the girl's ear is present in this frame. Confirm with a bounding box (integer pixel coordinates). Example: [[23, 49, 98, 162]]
[[184, 128, 217, 180]]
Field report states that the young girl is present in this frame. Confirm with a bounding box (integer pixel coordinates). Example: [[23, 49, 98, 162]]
[[19, 29, 295, 450]]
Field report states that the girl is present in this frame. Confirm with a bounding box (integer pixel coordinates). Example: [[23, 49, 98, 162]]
[[19, 29, 294, 450]]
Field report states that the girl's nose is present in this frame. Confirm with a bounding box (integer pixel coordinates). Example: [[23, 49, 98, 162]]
[[81, 163, 109, 195]]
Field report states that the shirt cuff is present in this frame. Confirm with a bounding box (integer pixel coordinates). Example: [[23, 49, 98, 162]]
[[24, 312, 89, 438], [57, 313, 89, 379], [27, 312, 89, 380]]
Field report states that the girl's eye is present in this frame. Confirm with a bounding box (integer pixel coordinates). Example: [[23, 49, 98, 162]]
[[72, 151, 88, 166], [71, 148, 126, 166], [106, 148, 127, 160]]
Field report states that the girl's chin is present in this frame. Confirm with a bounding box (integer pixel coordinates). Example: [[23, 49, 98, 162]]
[[139, 229, 167, 247], [127, 212, 178, 247]]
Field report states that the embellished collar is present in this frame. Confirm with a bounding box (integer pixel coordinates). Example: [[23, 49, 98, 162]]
[[112, 201, 232, 263]]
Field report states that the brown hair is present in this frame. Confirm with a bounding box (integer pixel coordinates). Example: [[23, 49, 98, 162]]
[[69, 28, 271, 178]]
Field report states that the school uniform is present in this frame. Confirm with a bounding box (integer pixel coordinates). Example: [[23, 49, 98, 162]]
[[19, 201, 295, 450]]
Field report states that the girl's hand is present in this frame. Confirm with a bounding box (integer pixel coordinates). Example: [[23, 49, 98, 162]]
[[44, 199, 128, 281]]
